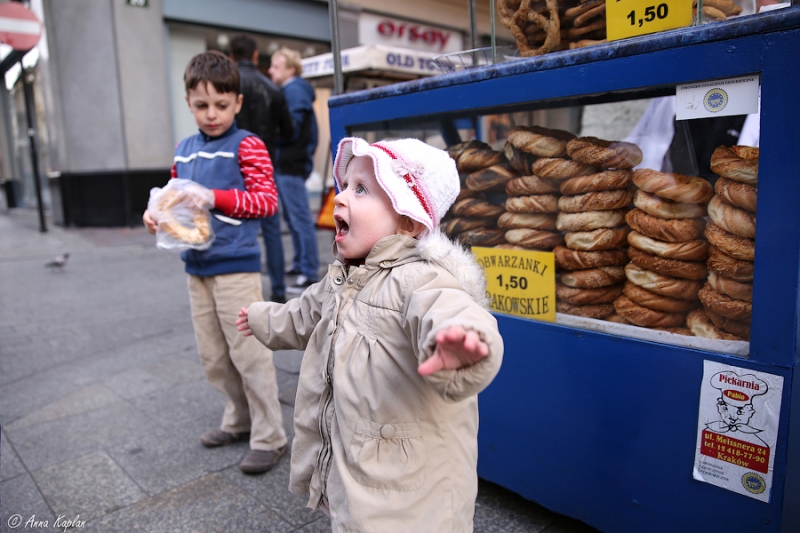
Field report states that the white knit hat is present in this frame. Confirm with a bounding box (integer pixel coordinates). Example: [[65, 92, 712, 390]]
[[333, 137, 460, 236]]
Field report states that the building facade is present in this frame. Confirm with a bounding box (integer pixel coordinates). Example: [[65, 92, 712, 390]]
[[0, 0, 507, 226]]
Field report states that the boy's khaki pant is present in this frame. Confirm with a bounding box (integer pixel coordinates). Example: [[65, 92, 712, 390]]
[[188, 272, 287, 451]]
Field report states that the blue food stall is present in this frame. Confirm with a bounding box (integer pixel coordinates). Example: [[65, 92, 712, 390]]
[[325, 8, 799, 533]]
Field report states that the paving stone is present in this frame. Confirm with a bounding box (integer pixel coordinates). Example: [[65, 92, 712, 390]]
[[474, 479, 559, 533], [129, 379, 226, 430], [0, 431, 26, 482], [106, 416, 249, 495], [221, 445, 324, 529], [0, 472, 58, 533], [274, 349, 304, 374], [80, 473, 293, 533], [32, 451, 146, 523], [102, 366, 172, 400], [5, 383, 122, 432], [293, 517, 334, 533], [144, 356, 207, 387], [6, 402, 162, 471]]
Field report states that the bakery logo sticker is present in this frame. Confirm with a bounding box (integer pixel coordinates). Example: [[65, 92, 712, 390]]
[[742, 472, 767, 495], [693, 360, 783, 502], [703, 88, 728, 113]]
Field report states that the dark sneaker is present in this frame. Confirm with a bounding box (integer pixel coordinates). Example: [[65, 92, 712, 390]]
[[286, 275, 314, 293], [239, 445, 288, 475], [284, 267, 302, 276], [270, 293, 286, 303], [200, 429, 250, 448]]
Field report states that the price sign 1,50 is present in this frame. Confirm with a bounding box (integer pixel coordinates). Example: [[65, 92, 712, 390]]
[[606, 0, 692, 42], [471, 246, 556, 323]]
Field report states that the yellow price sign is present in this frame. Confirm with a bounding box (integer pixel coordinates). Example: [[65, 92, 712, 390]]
[[472, 246, 555, 323], [605, 0, 693, 42]]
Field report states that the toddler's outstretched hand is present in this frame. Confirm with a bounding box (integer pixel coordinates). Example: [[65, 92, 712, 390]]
[[417, 326, 488, 376], [236, 307, 253, 336]]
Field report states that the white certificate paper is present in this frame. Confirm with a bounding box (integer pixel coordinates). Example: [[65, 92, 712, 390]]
[[693, 360, 783, 502], [676, 75, 760, 120]]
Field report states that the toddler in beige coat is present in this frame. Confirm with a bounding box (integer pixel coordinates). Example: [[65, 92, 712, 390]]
[[237, 137, 504, 532]]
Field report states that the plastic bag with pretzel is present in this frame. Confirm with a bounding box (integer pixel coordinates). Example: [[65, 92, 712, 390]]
[[147, 179, 215, 251]]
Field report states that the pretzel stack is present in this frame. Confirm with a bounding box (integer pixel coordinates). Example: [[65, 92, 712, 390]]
[[498, 126, 574, 253], [608, 167, 712, 331], [498, 0, 608, 56], [444, 140, 509, 247], [693, 0, 743, 23], [498, 0, 562, 57], [689, 145, 758, 341], [563, 0, 607, 50], [548, 136, 638, 319]]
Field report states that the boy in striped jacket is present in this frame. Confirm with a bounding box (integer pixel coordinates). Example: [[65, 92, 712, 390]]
[[143, 51, 287, 475]]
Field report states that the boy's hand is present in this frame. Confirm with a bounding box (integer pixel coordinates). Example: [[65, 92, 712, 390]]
[[142, 209, 158, 235], [417, 326, 489, 376], [183, 181, 215, 210], [236, 307, 253, 336]]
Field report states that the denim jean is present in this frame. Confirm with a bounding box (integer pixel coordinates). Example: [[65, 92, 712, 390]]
[[260, 213, 285, 297], [275, 172, 319, 281]]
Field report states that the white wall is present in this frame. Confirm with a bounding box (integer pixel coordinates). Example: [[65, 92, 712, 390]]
[[112, 0, 174, 169], [45, 0, 126, 172], [167, 27, 205, 146]]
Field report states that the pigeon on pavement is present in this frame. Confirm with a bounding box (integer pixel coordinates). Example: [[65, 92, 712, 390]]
[[45, 253, 70, 269]]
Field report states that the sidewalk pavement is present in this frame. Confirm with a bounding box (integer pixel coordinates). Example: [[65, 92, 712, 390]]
[[0, 206, 601, 533]]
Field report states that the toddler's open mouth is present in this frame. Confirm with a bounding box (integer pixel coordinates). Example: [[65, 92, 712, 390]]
[[335, 215, 349, 236]]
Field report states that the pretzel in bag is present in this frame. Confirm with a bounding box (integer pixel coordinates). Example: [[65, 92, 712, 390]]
[[148, 179, 215, 251]]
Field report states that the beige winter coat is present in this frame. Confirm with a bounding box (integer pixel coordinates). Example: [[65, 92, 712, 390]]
[[248, 231, 504, 533]]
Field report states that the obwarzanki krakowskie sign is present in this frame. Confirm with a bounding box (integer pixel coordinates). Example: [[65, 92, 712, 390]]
[[693, 360, 784, 502], [471, 247, 555, 323]]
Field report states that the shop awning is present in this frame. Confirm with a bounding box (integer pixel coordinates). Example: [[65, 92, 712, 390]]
[[301, 43, 444, 80]]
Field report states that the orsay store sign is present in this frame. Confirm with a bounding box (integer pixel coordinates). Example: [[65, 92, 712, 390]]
[[358, 12, 462, 54]]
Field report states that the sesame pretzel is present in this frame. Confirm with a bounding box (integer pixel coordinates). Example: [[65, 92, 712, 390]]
[[156, 190, 212, 246], [499, 0, 561, 57]]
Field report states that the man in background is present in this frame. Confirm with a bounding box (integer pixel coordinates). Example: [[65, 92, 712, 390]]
[[231, 35, 294, 303], [268, 47, 320, 293]]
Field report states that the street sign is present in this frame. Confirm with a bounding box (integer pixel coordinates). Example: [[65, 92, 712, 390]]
[[0, 2, 42, 51]]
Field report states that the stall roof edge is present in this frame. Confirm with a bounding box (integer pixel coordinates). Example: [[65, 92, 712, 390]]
[[328, 8, 800, 108]]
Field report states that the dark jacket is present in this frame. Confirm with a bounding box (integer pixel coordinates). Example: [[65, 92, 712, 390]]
[[275, 76, 318, 177], [235, 60, 294, 161], [174, 124, 261, 277]]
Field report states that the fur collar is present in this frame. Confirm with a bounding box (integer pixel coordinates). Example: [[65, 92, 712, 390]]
[[417, 230, 490, 308]]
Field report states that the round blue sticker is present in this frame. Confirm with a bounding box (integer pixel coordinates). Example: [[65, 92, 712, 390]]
[[741, 472, 767, 495], [704, 88, 729, 113]]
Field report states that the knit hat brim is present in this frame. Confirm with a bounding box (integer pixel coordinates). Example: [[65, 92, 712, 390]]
[[333, 137, 459, 235]]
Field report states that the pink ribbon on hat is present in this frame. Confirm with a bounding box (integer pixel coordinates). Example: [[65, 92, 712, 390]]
[[371, 142, 434, 223]]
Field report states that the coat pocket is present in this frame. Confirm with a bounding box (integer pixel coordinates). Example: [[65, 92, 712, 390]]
[[346, 417, 426, 491]]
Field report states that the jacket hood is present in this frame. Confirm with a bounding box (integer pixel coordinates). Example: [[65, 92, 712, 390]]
[[417, 230, 490, 308], [335, 232, 490, 308]]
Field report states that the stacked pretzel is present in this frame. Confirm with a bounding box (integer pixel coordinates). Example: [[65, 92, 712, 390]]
[[693, 0, 743, 22], [614, 169, 713, 332], [498, 126, 572, 252], [498, 0, 562, 57], [498, 0, 608, 56], [552, 136, 641, 319], [563, 0, 607, 50], [688, 145, 758, 341], [444, 140, 509, 247]]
